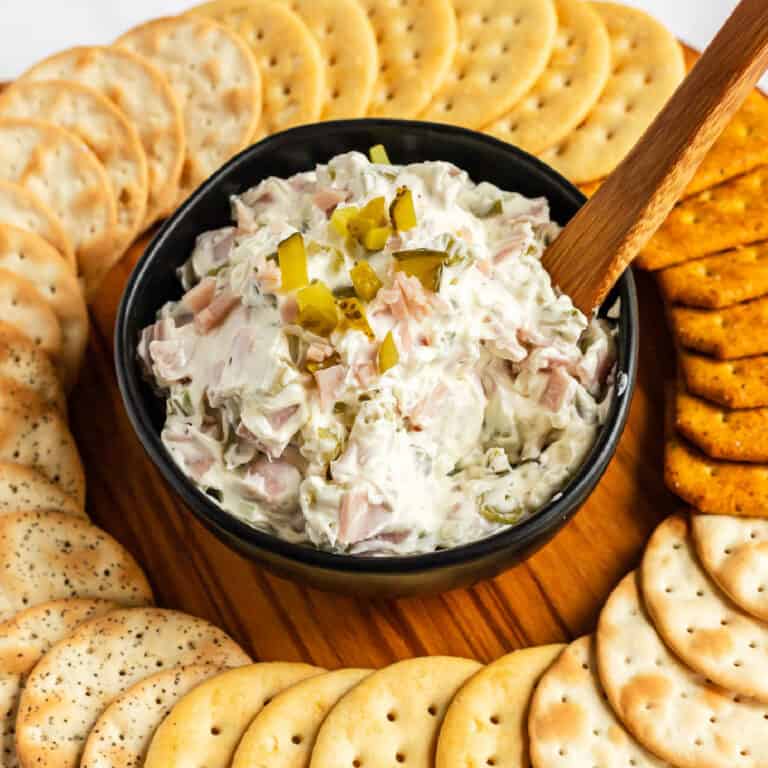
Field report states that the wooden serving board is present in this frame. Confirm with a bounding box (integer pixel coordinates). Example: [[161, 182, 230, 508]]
[[73, 239, 677, 667]]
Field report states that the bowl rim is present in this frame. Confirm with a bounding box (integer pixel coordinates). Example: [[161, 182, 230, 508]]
[[115, 117, 639, 575]]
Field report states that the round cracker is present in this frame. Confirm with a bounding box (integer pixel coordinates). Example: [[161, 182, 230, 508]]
[[692, 514, 768, 623], [233, 668, 371, 768], [485, 0, 611, 154], [81, 665, 225, 768], [436, 645, 564, 768], [360, 0, 457, 119], [116, 16, 261, 202], [0, 461, 82, 518], [0, 181, 74, 267], [0, 224, 87, 392], [597, 571, 768, 768], [194, 0, 377, 119], [310, 657, 482, 768], [641, 514, 768, 703], [0, 268, 61, 364], [421, 0, 557, 129], [0, 118, 117, 297], [0, 598, 117, 768], [0, 384, 84, 504], [19, 45, 185, 228], [0, 79, 148, 253], [16, 607, 251, 768], [188, 1, 325, 136], [0, 511, 152, 623], [0, 324, 66, 416], [144, 662, 323, 768], [539, 2, 685, 183], [528, 636, 666, 768]]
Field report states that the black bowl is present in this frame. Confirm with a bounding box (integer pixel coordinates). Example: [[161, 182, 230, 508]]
[[116, 119, 638, 598]]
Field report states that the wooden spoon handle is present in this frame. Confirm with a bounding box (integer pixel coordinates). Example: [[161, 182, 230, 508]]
[[542, 0, 768, 314]]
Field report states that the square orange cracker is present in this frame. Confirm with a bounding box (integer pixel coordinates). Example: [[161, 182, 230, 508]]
[[637, 166, 768, 271], [657, 242, 768, 309], [680, 349, 768, 409], [670, 295, 768, 359], [675, 380, 768, 463], [682, 47, 768, 197]]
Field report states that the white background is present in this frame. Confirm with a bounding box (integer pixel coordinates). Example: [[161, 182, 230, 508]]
[[0, 0, 766, 90]]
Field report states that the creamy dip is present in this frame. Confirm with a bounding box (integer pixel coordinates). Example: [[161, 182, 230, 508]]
[[139, 151, 617, 555]]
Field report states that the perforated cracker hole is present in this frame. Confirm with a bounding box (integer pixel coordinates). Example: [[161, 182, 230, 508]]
[[490, 714, 500, 725], [291, 734, 302, 745], [353, 759, 362, 767], [211, 726, 221, 735], [427, 705, 438, 716], [396, 753, 405, 764]]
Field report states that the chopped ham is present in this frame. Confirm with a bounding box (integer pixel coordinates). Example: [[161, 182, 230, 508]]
[[281, 296, 298, 324], [306, 340, 335, 363], [407, 382, 449, 428], [266, 405, 300, 431], [182, 277, 216, 313], [149, 338, 192, 382], [494, 230, 531, 263], [243, 456, 301, 505], [338, 488, 391, 546], [476, 259, 492, 276], [313, 188, 346, 216], [194, 289, 240, 334], [164, 428, 215, 482], [540, 367, 574, 412], [256, 259, 282, 294], [314, 364, 346, 410]]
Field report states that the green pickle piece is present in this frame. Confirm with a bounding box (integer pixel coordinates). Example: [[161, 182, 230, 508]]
[[393, 248, 447, 291], [297, 281, 338, 336], [337, 296, 374, 339], [350, 261, 382, 301], [369, 144, 391, 164], [481, 505, 524, 525], [278, 232, 309, 291], [378, 330, 399, 373], [389, 187, 417, 231]]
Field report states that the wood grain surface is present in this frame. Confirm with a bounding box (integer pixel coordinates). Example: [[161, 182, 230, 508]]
[[72, 238, 676, 667]]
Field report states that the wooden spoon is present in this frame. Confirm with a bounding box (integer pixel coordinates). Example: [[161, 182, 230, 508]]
[[543, 0, 768, 314]]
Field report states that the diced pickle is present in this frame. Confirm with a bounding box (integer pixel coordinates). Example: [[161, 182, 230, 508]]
[[369, 144, 391, 164], [278, 232, 308, 291], [378, 330, 399, 373], [297, 281, 338, 336], [362, 225, 392, 251], [389, 187, 417, 231], [480, 505, 524, 525], [360, 196, 388, 225], [350, 261, 382, 301], [393, 248, 447, 291], [337, 297, 374, 339], [330, 206, 359, 237]]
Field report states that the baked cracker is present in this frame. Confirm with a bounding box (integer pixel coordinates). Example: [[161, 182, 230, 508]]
[[81, 665, 226, 768], [436, 645, 564, 768], [642, 514, 768, 703], [670, 295, 768, 359], [692, 514, 768, 623], [680, 349, 768, 409], [0, 224, 87, 392], [528, 636, 666, 768], [116, 16, 261, 203], [145, 662, 322, 768], [658, 242, 768, 309], [0, 180, 74, 267], [232, 669, 371, 768], [16, 607, 251, 768], [421, 0, 558, 129], [0, 599, 117, 768], [0, 79, 149, 254], [597, 571, 768, 768], [539, 3, 684, 183], [638, 166, 768, 271], [360, 0, 457, 119], [0, 461, 82, 518], [0, 510, 152, 622], [310, 657, 482, 768]]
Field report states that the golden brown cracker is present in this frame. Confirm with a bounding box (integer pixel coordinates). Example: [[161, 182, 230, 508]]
[[0, 79, 148, 253], [670, 295, 768, 359], [637, 167, 768, 271], [539, 3, 685, 183], [116, 16, 261, 202], [360, 0, 457, 119], [421, 0, 557, 130], [681, 349, 768, 409], [19, 46, 186, 227], [658, 242, 768, 309], [485, 0, 610, 154]]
